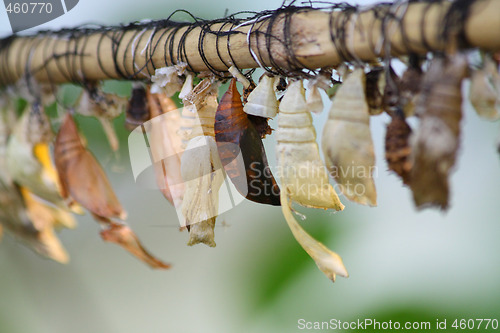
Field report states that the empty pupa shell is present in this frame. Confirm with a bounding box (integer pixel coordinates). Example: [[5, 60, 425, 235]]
[[306, 84, 324, 114], [409, 54, 468, 210], [277, 80, 344, 211], [180, 79, 225, 246], [146, 90, 184, 209], [243, 75, 278, 118], [54, 113, 127, 221], [322, 68, 377, 206], [469, 56, 500, 121], [281, 188, 348, 282], [181, 136, 224, 247]]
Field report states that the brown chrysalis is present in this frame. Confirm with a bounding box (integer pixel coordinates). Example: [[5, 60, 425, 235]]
[[385, 108, 412, 185], [215, 79, 281, 206], [54, 113, 126, 220], [55, 114, 169, 268]]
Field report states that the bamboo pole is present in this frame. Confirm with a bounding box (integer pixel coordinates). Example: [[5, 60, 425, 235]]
[[0, 0, 499, 86]]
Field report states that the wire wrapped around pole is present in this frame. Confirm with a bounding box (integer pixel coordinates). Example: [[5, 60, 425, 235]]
[[0, 0, 499, 86]]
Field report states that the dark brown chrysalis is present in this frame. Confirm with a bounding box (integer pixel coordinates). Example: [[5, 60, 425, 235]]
[[385, 108, 412, 185], [125, 83, 149, 131], [409, 53, 468, 210], [365, 67, 384, 115], [215, 79, 281, 206]]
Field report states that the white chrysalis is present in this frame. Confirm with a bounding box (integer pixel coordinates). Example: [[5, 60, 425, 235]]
[[277, 80, 344, 210], [244, 75, 279, 118], [322, 68, 377, 206]]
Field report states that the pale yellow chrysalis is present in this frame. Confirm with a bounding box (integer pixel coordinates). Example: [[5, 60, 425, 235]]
[[277, 80, 344, 210], [180, 79, 225, 247], [322, 68, 377, 206], [181, 136, 224, 247], [469, 56, 500, 121], [281, 189, 348, 282], [244, 75, 279, 118]]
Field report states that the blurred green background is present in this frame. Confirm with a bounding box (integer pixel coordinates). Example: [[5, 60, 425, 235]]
[[1, 1, 500, 332]]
